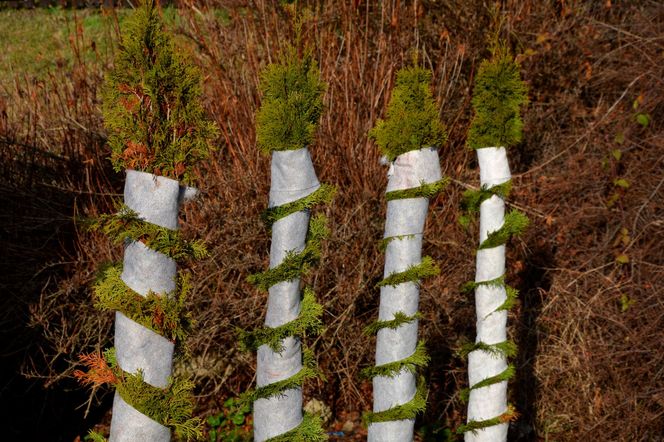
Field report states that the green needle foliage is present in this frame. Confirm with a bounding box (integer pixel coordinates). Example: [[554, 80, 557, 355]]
[[85, 431, 107, 442], [249, 21, 330, 439], [247, 214, 329, 291], [243, 348, 323, 402], [87, 204, 208, 261], [118, 370, 202, 440], [76, 348, 202, 440], [255, 45, 326, 153], [461, 273, 519, 317], [479, 210, 529, 250], [378, 234, 416, 252], [366, 62, 444, 434], [262, 184, 336, 226], [102, 0, 217, 184], [363, 311, 421, 335], [385, 178, 449, 201], [94, 266, 193, 344], [237, 287, 324, 353], [370, 65, 447, 161], [461, 181, 513, 214], [461, 273, 506, 293], [265, 413, 327, 442], [377, 256, 440, 288], [467, 44, 528, 150], [458, 40, 529, 436], [456, 404, 517, 435], [361, 341, 429, 379], [460, 365, 515, 403], [492, 285, 519, 314], [458, 340, 518, 359], [364, 376, 428, 424], [84, 2, 211, 439]]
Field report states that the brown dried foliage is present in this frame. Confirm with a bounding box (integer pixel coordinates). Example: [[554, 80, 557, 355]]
[[2, 1, 663, 440], [74, 352, 118, 387]]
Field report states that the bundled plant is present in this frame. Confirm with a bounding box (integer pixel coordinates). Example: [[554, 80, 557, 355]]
[[365, 64, 448, 441], [457, 43, 528, 441], [75, 1, 217, 440], [240, 15, 333, 441]]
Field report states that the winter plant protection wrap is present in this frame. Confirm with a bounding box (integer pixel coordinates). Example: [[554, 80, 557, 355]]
[[365, 65, 448, 442], [457, 44, 529, 441], [239, 43, 333, 442], [74, 1, 217, 441]]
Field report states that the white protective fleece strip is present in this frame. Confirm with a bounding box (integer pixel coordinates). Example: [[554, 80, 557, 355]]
[[110, 392, 171, 442], [254, 148, 320, 442], [121, 240, 177, 297], [466, 147, 511, 442], [111, 170, 193, 442], [369, 147, 441, 442], [385, 147, 442, 193]]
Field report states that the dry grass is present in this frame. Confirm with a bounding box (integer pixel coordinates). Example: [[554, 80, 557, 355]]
[[1, 1, 663, 440]]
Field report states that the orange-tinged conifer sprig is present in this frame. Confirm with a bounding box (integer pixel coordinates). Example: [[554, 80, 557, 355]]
[[74, 351, 119, 387], [102, 0, 218, 185]]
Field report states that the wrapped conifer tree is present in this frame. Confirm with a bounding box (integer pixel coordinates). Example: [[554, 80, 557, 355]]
[[239, 42, 332, 441], [365, 65, 447, 442], [75, 1, 217, 441], [457, 44, 529, 441]]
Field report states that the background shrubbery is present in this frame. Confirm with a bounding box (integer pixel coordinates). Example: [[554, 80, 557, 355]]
[[0, 1, 662, 440]]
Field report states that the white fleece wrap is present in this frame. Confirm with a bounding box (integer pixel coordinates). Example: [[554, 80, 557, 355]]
[[253, 148, 320, 442], [111, 392, 171, 442], [110, 170, 194, 442], [466, 147, 511, 442], [369, 147, 441, 442]]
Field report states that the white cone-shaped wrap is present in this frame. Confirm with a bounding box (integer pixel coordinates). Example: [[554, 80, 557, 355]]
[[369, 147, 441, 442], [110, 170, 189, 441], [254, 148, 320, 442], [466, 147, 511, 442]]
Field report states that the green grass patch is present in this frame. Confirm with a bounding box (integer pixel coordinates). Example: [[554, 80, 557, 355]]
[[0, 6, 188, 87], [0, 8, 122, 84]]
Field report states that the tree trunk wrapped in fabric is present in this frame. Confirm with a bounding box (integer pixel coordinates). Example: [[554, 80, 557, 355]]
[[74, 1, 216, 441], [365, 65, 447, 442], [240, 45, 332, 442], [457, 45, 529, 441]]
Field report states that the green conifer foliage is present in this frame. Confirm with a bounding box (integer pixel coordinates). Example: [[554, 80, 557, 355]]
[[255, 47, 326, 153], [102, 0, 217, 184], [246, 16, 332, 436], [366, 63, 446, 440], [78, 2, 214, 439], [459, 43, 529, 440], [76, 348, 202, 440], [466, 46, 528, 150], [370, 66, 447, 161], [88, 204, 209, 261]]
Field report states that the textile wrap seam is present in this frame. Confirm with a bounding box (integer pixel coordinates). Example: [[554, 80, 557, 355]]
[[368, 147, 441, 442]]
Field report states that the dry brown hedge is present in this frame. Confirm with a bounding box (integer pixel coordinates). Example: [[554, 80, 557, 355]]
[[1, 1, 662, 440]]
